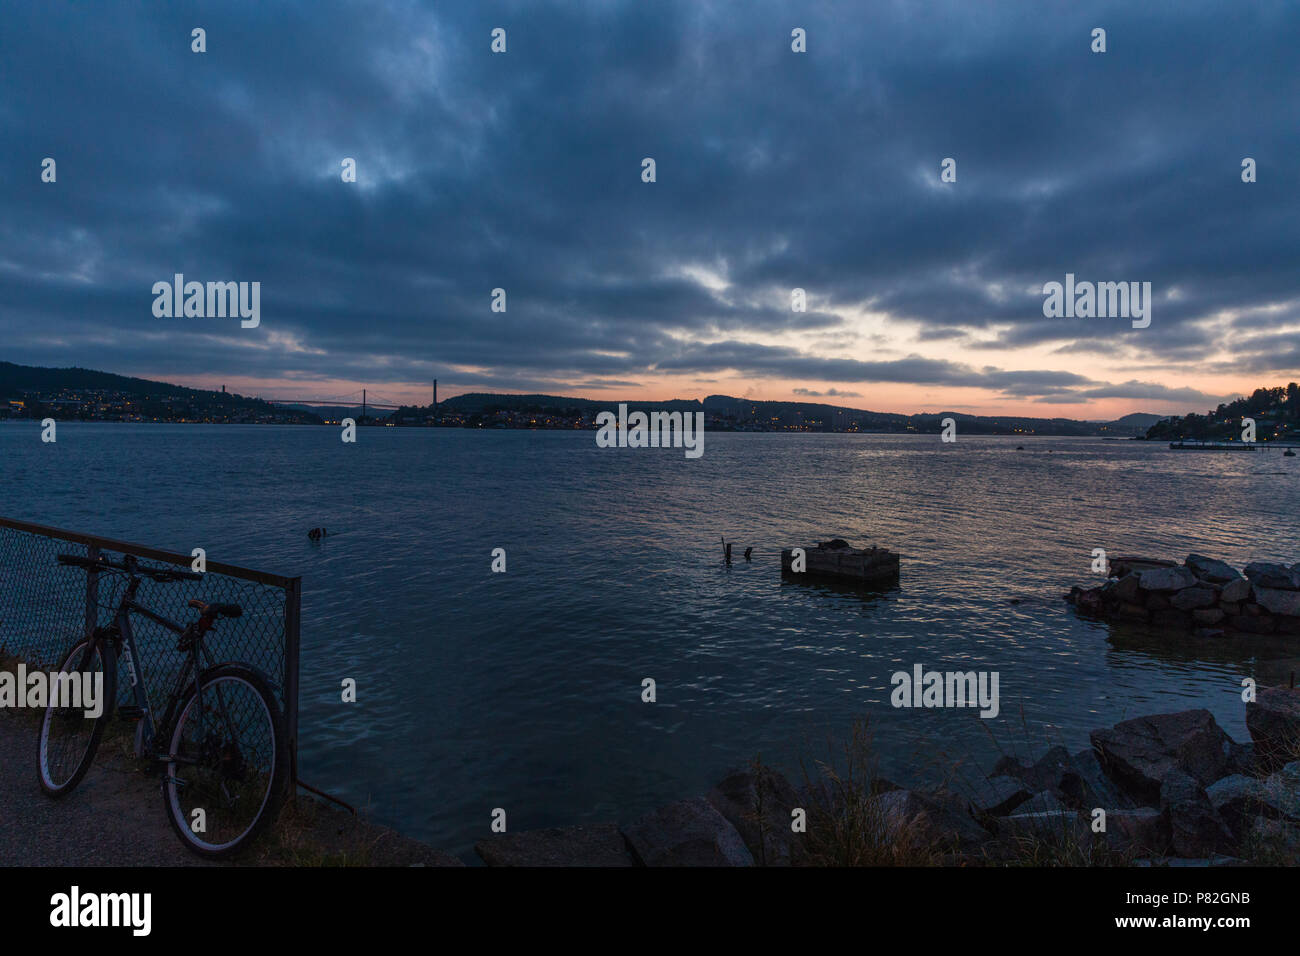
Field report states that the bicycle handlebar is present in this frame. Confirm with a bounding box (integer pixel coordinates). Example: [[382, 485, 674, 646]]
[[57, 553, 204, 582]]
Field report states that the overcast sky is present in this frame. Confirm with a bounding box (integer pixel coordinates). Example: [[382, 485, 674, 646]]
[[3, 1, 1297, 417]]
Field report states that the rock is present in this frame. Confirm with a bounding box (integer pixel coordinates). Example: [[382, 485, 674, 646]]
[[1253, 586, 1300, 617], [1170, 587, 1217, 610], [1246, 687, 1300, 772], [1017, 790, 1067, 814], [706, 767, 802, 865], [993, 745, 1073, 793], [971, 775, 1032, 815], [1145, 593, 1171, 610], [1110, 556, 1176, 578], [1248, 816, 1300, 857], [1194, 627, 1226, 639], [623, 797, 754, 866], [1220, 578, 1252, 603], [1206, 765, 1300, 840], [1060, 747, 1135, 810], [1205, 773, 1300, 834], [1192, 607, 1225, 625], [1185, 555, 1242, 584], [1117, 602, 1150, 622], [1138, 566, 1198, 592], [1225, 741, 1257, 777], [869, 789, 991, 853], [1161, 770, 1235, 857], [1275, 615, 1300, 635], [1090, 710, 1232, 803], [1073, 587, 1106, 615], [1228, 613, 1274, 634], [1262, 762, 1300, 819], [1206, 775, 1263, 840], [476, 824, 637, 866], [1244, 561, 1299, 590], [1112, 573, 1141, 602], [1102, 808, 1169, 856], [1150, 609, 1191, 630]]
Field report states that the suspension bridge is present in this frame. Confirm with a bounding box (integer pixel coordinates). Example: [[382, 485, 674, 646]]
[[256, 388, 418, 414]]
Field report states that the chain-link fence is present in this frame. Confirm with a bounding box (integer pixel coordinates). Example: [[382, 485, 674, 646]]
[[0, 516, 300, 780]]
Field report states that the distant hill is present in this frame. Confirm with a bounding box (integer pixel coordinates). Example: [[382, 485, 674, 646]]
[[423, 390, 1174, 435], [0, 361, 203, 400], [1145, 383, 1300, 441], [1109, 412, 1166, 429], [0, 361, 322, 424]]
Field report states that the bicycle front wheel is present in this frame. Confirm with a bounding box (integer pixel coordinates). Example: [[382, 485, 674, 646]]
[[37, 636, 117, 797], [162, 664, 289, 858]]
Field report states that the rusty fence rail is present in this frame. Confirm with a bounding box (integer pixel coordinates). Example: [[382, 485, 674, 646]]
[[0, 516, 300, 781]]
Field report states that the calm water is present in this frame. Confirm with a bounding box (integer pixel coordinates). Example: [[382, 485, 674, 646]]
[[3, 422, 1299, 859]]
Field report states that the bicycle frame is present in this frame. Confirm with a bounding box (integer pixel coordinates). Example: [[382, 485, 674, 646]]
[[94, 571, 213, 758]]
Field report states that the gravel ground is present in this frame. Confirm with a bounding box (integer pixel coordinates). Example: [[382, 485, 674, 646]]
[[0, 708, 463, 867]]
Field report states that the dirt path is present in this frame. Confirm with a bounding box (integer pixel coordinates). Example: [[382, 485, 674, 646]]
[[0, 709, 463, 866]]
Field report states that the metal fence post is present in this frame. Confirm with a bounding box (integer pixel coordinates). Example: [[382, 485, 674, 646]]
[[284, 576, 302, 787]]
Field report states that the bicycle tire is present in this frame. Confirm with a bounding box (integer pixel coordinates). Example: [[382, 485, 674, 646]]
[[37, 636, 117, 797], [161, 663, 289, 859]]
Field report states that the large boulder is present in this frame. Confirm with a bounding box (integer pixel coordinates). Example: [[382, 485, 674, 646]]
[[1205, 775, 1262, 840], [1220, 577, 1252, 603], [1246, 687, 1300, 772], [1170, 587, 1218, 611], [1060, 747, 1136, 810], [1252, 587, 1300, 617], [992, 745, 1074, 793], [706, 767, 802, 866], [475, 824, 637, 866], [1185, 555, 1242, 584], [1244, 562, 1299, 590], [1112, 573, 1141, 603], [1017, 790, 1068, 814], [1090, 710, 1232, 803], [1138, 566, 1198, 592], [1161, 769, 1235, 857], [623, 797, 754, 866], [1110, 556, 1176, 578], [1206, 767, 1300, 841]]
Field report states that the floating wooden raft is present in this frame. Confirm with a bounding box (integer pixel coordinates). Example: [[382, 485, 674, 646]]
[[780, 538, 900, 586]]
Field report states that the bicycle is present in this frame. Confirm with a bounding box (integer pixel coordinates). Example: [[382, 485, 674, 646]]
[[38, 552, 289, 859]]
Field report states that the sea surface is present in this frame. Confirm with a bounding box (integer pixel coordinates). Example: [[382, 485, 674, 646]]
[[3, 422, 1298, 859]]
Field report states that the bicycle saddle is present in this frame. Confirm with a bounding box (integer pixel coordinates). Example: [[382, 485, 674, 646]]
[[187, 599, 243, 619]]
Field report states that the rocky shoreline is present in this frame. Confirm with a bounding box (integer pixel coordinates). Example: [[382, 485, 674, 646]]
[[1067, 554, 1300, 637], [472, 687, 1300, 866]]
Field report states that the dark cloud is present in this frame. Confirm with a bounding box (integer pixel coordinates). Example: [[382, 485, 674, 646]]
[[1, 0, 1296, 407]]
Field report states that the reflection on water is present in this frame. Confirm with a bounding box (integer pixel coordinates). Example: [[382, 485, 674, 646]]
[[2, 423, 1297, 858]]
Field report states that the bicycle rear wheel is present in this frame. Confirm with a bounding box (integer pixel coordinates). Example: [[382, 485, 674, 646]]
[[37, 637, 117, 796], [161, 663, 289, 858]]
